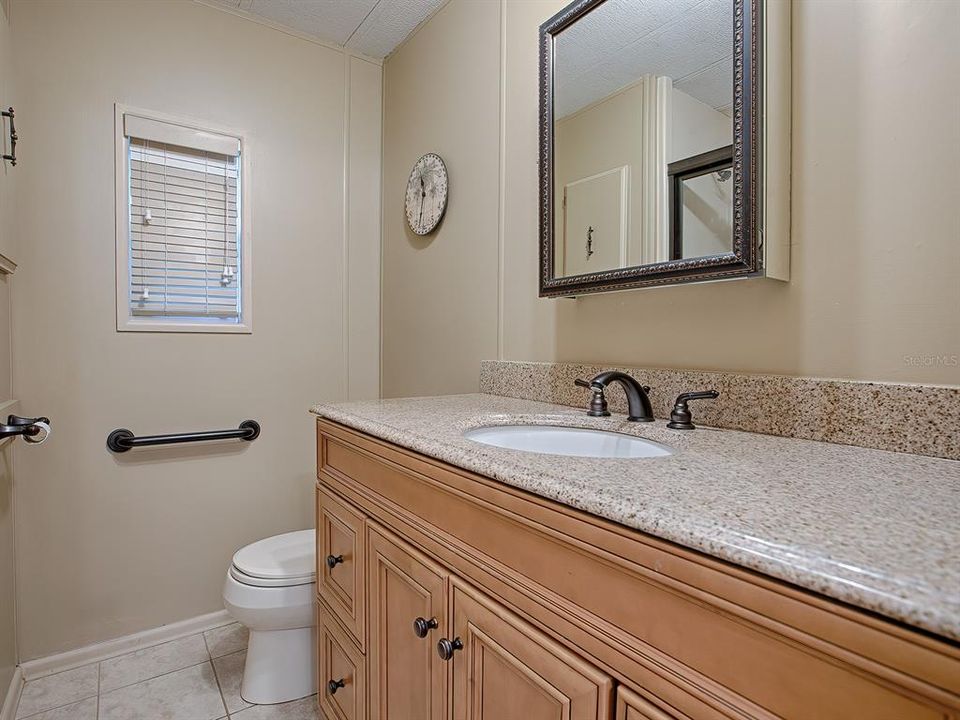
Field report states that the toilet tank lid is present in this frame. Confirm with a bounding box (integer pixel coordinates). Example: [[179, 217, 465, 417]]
[[232, 529, 316, 581]]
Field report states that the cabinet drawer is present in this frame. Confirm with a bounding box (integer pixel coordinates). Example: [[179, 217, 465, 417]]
[[316, 485, 366, 648], [617, 685, 683, 720], [318, 602, 366, 720]]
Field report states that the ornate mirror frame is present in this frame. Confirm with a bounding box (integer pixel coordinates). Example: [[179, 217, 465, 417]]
[[539, 0, 762, 297]]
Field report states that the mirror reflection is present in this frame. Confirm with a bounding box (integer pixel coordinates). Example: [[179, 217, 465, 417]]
[[553, 0, 733, 278]]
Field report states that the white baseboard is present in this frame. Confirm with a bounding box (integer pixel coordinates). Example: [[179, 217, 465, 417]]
[[0, 666, 23, 720], [20, 609, 233, 681]]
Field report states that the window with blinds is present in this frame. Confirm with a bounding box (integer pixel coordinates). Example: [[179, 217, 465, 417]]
[[118, 110, 247, 330]]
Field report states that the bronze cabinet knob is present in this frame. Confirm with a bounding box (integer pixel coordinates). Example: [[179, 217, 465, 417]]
[[437, 636, 463, 661], [327, 678, 346, 695], [325, 554, 344, 570], [413, 616, 438, 638]]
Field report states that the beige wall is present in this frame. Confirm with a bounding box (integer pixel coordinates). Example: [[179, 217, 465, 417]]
[[0, 0, 16, 699], [380, 0, 501, 397], [670, 89, 731, 162], [347, 56, 384, 402], [0, 425, 16, 702], [0, 0, 13, 265], [387, 0, 960, 394], [11, 0, 381, 660], [0, 298, 14, 701]]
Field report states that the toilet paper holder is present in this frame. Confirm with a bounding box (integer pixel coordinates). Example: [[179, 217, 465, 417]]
[[0, 414, 50, 440]]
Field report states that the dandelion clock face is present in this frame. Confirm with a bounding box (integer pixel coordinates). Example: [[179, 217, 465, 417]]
[[404, 153, 448, 235]]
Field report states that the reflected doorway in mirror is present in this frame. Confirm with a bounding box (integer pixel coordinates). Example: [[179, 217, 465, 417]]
[[559, 165, 629, 277]]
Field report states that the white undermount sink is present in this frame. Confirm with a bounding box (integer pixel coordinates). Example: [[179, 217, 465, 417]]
[[464, 425, 673, 459]]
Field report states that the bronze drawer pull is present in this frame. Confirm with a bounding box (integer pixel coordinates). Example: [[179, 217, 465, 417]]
[[325, 554, 344, 570], [437, 637, 463, 661], [413, 616, 438, 638], [327, 678, 345, 695]]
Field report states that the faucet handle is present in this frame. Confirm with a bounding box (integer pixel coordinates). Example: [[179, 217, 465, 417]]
[[667, 391, 719, 430], [574, 378, 610, 417]]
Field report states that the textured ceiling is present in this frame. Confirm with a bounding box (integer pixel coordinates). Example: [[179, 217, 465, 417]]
[[555, 0, 733, 118], [202, 0, 448, 59]]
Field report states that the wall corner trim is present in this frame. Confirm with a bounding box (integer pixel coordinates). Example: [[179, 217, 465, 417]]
[[0, 666, 23, 720], [0, 399, 18, 451], [496, 0, 507, 361]]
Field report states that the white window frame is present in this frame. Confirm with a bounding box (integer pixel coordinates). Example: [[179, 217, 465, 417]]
[[114, 104, 253, 333]]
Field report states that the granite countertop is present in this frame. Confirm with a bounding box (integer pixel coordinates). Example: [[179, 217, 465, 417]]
[[310, 393, 960, 641]]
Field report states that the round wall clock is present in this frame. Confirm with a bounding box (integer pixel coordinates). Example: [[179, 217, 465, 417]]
[[404, 153, 448, 235]]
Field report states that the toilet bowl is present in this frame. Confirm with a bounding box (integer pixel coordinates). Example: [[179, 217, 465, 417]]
[[222, 529, 317, 705]]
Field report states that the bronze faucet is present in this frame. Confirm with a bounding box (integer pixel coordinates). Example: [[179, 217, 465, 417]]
[[574, 371, 654, 422]]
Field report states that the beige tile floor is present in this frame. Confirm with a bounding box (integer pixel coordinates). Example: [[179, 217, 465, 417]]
[[15, 623, 321, 720]]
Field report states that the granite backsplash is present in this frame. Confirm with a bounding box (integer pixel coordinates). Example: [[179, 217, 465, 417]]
[[479, 360, 960, 460]]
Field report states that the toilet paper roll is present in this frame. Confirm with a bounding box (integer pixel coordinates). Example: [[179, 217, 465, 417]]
[[24, 420, 51, 445]]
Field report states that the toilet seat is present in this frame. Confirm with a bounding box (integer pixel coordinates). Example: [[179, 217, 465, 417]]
[[229, 565, 314, 588], [231, 529, 315, 588]]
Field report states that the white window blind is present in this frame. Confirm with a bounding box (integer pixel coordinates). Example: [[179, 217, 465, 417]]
[[127, 136, 242, 321], [125, 114, 241, 156]]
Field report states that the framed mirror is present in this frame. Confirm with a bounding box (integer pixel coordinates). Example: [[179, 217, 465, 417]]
[[539, 0, 789, 297]]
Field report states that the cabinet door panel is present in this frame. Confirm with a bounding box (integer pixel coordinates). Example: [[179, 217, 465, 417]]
[[617, 685, 682, 720], [368, 524, 448, 720], [450, 579, 613, 720], [317, 485, 366, 647]]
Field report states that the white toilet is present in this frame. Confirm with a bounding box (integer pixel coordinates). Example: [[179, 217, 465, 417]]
[[222, 529, 317, 705]]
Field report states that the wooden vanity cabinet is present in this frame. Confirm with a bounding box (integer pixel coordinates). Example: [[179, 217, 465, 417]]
[[318, 606, 366, 720], [364, 525, 613, 720], [316, 419, 960, 720], [617, 686, 681, 720], [324, 516, 613, 720], [367, 525, 448, 720], [449, 578, 613, 720], [317, 486, 366, 647]]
